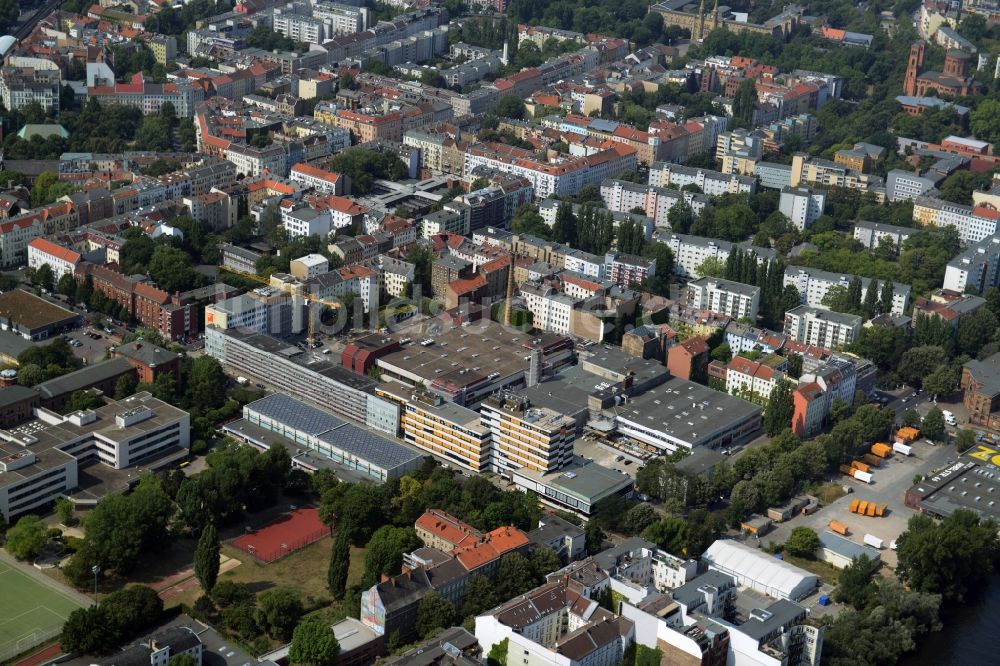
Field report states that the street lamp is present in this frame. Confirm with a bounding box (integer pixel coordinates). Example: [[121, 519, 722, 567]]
[[91, 564, 99, 597]]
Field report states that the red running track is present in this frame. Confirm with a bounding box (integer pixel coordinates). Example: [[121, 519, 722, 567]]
[[231, 507, 328, 563]]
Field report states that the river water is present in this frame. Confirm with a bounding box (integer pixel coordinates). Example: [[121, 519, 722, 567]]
[[903, 577, 1000, 665]]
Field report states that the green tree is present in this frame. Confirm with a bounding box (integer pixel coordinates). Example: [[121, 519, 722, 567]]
[[33, 263, 54, 292], [620, 503, 659, 535], [695, 256, 726, 278], [710, 343, 732, 364], [194, 523, 220, 593], [763, 381, 795, 436], [363, 525, 420, 586], [185, 356, 227, 410], [784, 526, 821, 559], [732, 78, 757, 128], [114, 373, 139, 399], [835, 555, 875, 609], [61, 606, 113, 654], [954, 429, 976, 452], [57, 272, 76, 299], [257, 587, 304, 641], [969, 99, 1000, 143], [64, 390, 104, 413], [487, 638, 509, 666], [56, 498, 75, 526], [101, 586, 164, 639], [896, 509, 1000, 602], [148, 244, 200, 293], [496, 552, 536, 599], [923, 364, 959, 400], [462, 574, 498, 618], [957, 308, 998, 358], [417, 590, 455, 637], [289, 618, 340, 666], [921, 408, 945, 439], [552, 202, 577, 246], [529, 547, 562, 581], [328, 532, 351, 599], [494, 95, 526, 120], [584, 520, 605, 555], [4, 515, 48, 559]]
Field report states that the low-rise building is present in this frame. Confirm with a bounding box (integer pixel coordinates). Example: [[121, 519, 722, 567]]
[[475, 578, 634, 666], [240, 393, 422, 482], [0, 391, 189, 520], [853, 220, 921, 253]]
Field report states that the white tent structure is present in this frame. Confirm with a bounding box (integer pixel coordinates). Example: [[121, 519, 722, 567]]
[[702, 540, 818, 601]]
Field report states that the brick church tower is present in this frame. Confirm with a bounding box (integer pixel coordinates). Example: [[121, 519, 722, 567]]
[[904, 41, 925, 96]]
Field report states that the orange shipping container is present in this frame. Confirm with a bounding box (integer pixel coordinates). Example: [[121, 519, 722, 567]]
[[865, 503, 877, 516], [829, 520, 849, 535], [850, 498, 860, 513], [876, 504, 887, 517], [856, 500, 869, 515], [851, 460, 871, 473], [871, 443, 893, 458]]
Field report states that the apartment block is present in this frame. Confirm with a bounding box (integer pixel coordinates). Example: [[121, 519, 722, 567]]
[[912, 195, 1000, 244], [779, 186, 826, 230], [784, 305, 861, 348], [687, 277, 760, 321], [784, 266, 909, 316], [656, 232, 777, 279], [475, 579, 634, 666], [725, 356, 785, 403], [648, 162, 756, 196], [853, 220, 921, 252], [944, 235, 1000, 293], [290, 163, 350, 195]]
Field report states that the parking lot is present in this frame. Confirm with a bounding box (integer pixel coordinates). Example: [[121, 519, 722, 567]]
[[573, 436, 646, 477], [764, 438, 956, 569], [64, 325, 119, 365]]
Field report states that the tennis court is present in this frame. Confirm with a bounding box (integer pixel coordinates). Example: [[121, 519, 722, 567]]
[[0, 560, 83, 662]]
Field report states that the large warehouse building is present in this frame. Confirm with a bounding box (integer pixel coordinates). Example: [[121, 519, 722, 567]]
[[235, 393, 424, 482], [702, 540, 818, 601]]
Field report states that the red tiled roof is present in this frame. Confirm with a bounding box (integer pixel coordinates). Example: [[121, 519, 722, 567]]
[[28, 238, 80, 264]]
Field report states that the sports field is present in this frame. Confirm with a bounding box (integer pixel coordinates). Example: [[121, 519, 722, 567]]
[[0, 560, 83, 661]]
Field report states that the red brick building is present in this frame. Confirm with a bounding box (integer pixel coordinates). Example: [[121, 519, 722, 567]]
[[666, 337, 709, 381], [111, 340, 183, 387], [77, 264, 196, 340]]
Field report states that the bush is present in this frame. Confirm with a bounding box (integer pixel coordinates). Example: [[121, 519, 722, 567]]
[[4, 515, 48, 560]]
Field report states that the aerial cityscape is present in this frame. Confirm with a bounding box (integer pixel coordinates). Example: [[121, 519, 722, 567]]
[[0, 0, 998, 665]]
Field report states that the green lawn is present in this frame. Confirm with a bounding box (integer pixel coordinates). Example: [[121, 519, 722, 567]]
[[0, 560, 84, 659]]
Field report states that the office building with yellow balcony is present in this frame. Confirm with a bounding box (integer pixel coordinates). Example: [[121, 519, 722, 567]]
[[480, 390, 575, 476], [377, 382, 491, 473]]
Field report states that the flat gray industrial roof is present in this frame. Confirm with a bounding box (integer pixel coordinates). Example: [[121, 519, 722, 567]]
[[245, 392, 421, 471], [245, 392, 346, 434], [516, 456, 633, 503], [818, 531, 881, 562], [615, 375, 762, 447]]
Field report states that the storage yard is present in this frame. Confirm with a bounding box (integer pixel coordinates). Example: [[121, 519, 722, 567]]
[[762, 437, 955, 568]]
